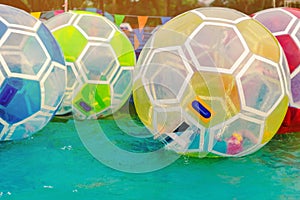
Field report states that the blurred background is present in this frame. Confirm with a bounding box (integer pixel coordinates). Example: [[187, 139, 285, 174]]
[[2, 0, 300, 15]]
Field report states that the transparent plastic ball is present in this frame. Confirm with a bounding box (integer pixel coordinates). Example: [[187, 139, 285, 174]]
[[133, 7, 290, 157], [46, 11, 136, 119], [0, 5, 66, 141]]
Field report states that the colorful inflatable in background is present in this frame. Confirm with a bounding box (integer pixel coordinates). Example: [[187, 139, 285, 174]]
[[133, 7, 290, 157], [0, 5, 66, 141], [252, 7, 300, 134], [45, 11, 136, 119], [0, 2, 298, 148]]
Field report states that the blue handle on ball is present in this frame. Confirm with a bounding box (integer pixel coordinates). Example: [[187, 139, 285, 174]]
[[0, 84, 17, 107], [79, 101, 92, 112], [192, 100, 211, 119]]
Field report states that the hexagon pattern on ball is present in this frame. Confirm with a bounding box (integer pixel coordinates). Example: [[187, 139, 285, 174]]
[[252, 7, 300, 134], [133, 7, 290, 157], [46, 11, 136, 119], [0, 5, 66, 141], [252, 7, 300, 108]]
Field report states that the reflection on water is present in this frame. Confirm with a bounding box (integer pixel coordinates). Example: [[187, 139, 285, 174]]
[[255, 133, 300, 169], [0, 117, 299, 199]]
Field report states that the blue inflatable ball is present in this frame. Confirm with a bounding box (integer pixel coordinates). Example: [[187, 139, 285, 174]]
[[0, 5, 66, 141]]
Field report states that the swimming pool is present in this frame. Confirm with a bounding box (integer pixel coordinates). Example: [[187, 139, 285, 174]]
[[0, 112, 299, 199]]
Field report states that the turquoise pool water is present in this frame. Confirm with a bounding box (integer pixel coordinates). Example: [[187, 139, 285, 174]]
[[0, 112, 299, 200]]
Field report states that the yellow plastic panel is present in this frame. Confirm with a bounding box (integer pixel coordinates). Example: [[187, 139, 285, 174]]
[[221, 73, 241, 117], [186, 71, 240, 127], [195, 7, 246, 21], [237, 19, 280, 63], [262, 95, 289, 144], [133, 79, 153, 130], [152, 12, 203, 48]]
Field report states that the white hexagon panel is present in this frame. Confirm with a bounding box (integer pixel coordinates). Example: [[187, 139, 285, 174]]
[[1, 31, 50, 79], [237, 56, 285, 116], [188, 23, 248, 73]]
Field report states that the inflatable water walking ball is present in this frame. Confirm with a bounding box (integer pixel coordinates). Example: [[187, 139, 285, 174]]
[[133, 7, 290, 157], [0, 5, 66, 141], [46, 11, 136, 119], [252, 7, 300, 134]]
